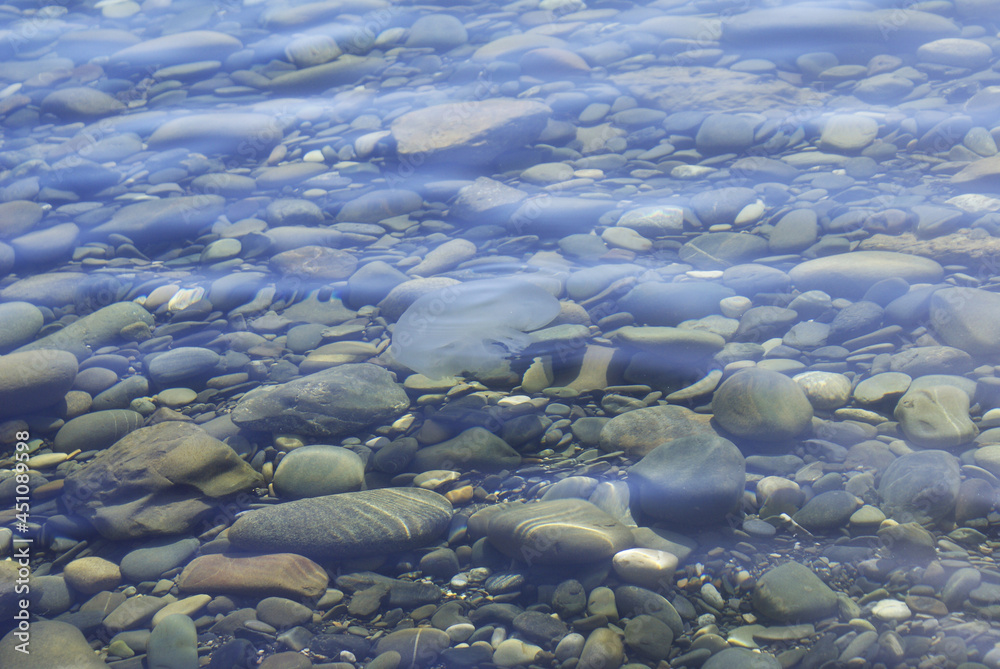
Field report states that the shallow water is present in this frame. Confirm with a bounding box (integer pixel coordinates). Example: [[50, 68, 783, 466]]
[[2, 0, 1000, 667]]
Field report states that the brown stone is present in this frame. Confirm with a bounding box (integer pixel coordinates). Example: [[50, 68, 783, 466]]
[[178, 553, 328, 599]]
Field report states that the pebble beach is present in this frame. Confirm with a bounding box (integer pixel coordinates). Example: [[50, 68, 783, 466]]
[[2, 0, 1000, 668]]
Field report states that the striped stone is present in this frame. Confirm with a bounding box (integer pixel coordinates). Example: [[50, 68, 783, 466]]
[[487, 499, 634, 565], [228, 487, 453, 560]]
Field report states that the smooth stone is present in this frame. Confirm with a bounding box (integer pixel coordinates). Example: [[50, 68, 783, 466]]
[[791, 490, 860, 532], [712, 368, 814, 441], [41, 87, 124, 120], [614, 586, 684, 637], [271, 246, 357, 282], [374, 628, 450, 669], [704, 647, 781, 669], [624, 614, 673, 661], [266, 199, 324, 227], [14, 301, 154, 361], [679, 232, 768, 270], [152, 595, 212, 627], [147, 614, 197, 669], [894, 385, 977, 449], [391, 99, 551, 165], [0, 620, 108, 668], [612, 549, 679, 590], [752, 561, 838, 622], [789, 252, 943, 299], [819, 114, 879, 152], [973, 445, 1000, 479], [146, 347, 221, 386], [630, 434, 745, 525], [62, 422, 262, 539], [690, 187, 758, 226], [53, 409, 144, 453], [599, 405, 716, 458], [121, 537, 200, 583], [769, 209, 819, 254], [229, 488, 453, 559], [793, 372, 852, 410], [929, 287, 1000, 358], [617, 282, 735, 326], [578, 627, 624, 669], [231, 363, 409, 438], [63, 556, 122, 595], [616, 206, 684, 238], [889, 346, 973, 376], [256, 597, 313, 629], [0, 349, 78, 418], [411, 427, 520, 473], [695, 116, 755, 155], [878, 449, 961, 525], [493, 638, 543, 667], [610, 325, 726, 363], [110, 30, 242, 68], [917, 38, 993, 69], [872, 599, 912, 622], [89, 195, 226, 245], [487, 498, 634, 565], [406, 14, 468, 49], [11, 222, 79, 266], [0, 200, 44, 239], [178, 553, 328, 599], [0, 272, 85, 307], [273, 445, 365, 499]]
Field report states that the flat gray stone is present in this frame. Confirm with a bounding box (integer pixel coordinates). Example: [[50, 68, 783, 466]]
[[41, 87, 124, 120], [146, 347, 222, 387], [0, 301, 43, 352], [630, 433, 745, 526], [229, 487, 452, 560], [753, 561, 838, 623], [230, 363, 409, 438], [929, 287, 1000, 358], [89, 195, 226, 245], [0, 349, 78, 418], [392, 99, 551, 165], [411, 427, 520, 473], [15, 301, 153, 361], [789, 251, 943, 299], [879, 449, 961, 525], [894, 385, 978, 449], [120, 537, 200, 583]]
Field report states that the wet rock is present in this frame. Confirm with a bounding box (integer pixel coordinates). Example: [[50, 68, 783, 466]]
[[0, 349, 78, 418], [391, 99, 550, 165], [695, 115, 755, 155], [272, 445, 365, 499], [17, 302, 151, 361], [894, 385, 978, 448], [230, 363, 409, 438], [63, 422, 262, 539], [789, 251, 943, 299], [753, 561, 838, 622], [599, 404, 717, 458], [406, 14, 468, 50], [147, 347, 222, 387], [177, 553, 328, 599], [375, 628, 451, 669], [820, 114, 878, 152], [618, 281, 735, 326], [929, 287, 1000, 358], [89, 195, 226, 245], [41, 87, 124, 121], [680, 232, 768, 270], [792, 490, 860, 532], [487, 499, 634, 565], [229, 488, 452, 560], [712, 368, 814, 441], [878, 449, 961, 525], [917, 38, 993, 69], [0, 620, 108, 668], [147, 112, 284, 156], [121, 537, 200, 583], [630, 434, 745, 526], [53, 409, 144, 453], [109, 30, 243, 69], [411, 427, 520, 473], [147, 614, 198, 669], [704, 648, 782, 669], [0, 200, 44, 239]]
